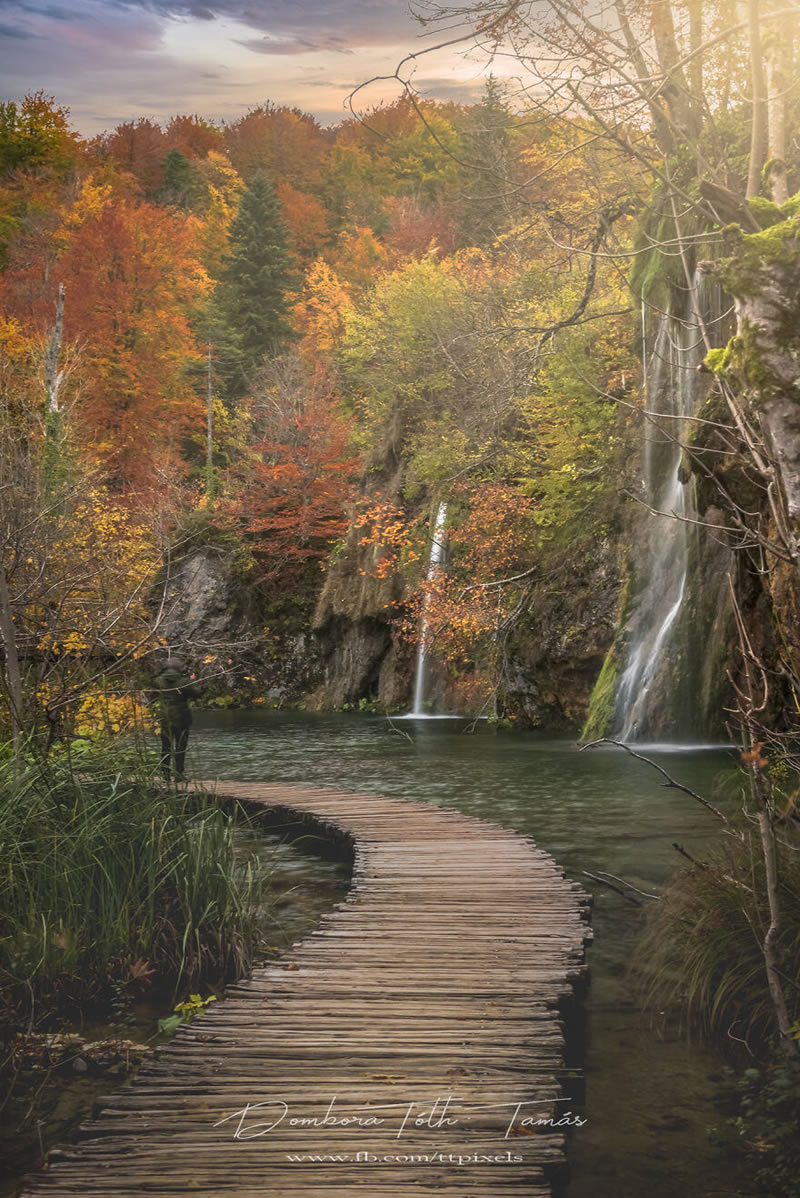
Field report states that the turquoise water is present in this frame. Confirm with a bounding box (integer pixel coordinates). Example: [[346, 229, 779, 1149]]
[[186, 710, 749, 1198]]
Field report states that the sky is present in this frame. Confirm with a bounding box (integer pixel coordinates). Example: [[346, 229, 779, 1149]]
[[0, 0, 501, 134]]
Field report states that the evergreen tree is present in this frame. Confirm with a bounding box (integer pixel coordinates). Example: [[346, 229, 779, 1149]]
[[158, 148, 198, 209], [459, 77, 515, 248], [215, 171, 294, 394]]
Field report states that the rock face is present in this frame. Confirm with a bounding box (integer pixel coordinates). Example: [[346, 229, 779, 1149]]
[[160, 548, 242, 650], [157, 544, 323, 704], [309, 508, 415, 710], [310, 497, 623, 724], [501, 541, 622, 728], [706, 206, 800, 694]]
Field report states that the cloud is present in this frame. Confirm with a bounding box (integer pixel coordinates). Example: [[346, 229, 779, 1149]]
[[113, 0, 420, 52], [0, 19, 38, 35], [0, 0, 493, 136], [20, 3, 75, 17], [234, 32, 355, 56]]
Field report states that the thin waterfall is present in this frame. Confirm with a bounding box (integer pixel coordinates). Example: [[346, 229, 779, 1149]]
[[614, 273, 728, 741], [411, 502, 448, 715]]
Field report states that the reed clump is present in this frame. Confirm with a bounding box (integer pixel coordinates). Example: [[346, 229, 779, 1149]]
[[0, 744, 270, 1031], [637, 821, 800, 1047]]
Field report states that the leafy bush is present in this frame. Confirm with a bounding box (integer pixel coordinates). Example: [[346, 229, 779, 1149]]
[[735, 1059, 800, 1197]]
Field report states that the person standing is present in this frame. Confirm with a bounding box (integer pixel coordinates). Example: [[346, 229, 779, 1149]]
[[150, 656, 200, 782]]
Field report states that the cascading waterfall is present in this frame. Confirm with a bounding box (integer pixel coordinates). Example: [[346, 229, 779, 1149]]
[[614, 273, 728, 742], [411, 502, 448, 715]]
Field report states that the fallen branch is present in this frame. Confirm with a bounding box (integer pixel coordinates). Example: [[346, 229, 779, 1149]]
[[580, 737, 729, 822]]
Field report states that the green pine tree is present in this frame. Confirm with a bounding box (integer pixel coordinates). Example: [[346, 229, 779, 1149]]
[[215, 171, 295, 395], [459, 77, 515, 248], [159, 148, 199, 210]]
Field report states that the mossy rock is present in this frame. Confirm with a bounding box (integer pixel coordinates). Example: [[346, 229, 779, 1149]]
[[581, 647, 617, 741]]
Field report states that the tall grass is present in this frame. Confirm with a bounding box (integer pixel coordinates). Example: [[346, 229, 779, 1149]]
[[637, 822, 800, 1047], [0, 744, 269, 1029]]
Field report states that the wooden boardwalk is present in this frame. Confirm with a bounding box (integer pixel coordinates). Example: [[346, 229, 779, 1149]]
[[22, 782, 592, 1197]]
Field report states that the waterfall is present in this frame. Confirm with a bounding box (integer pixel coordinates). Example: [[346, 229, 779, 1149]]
[[411, 502, 448, 715], [614, 273, 729, 742]]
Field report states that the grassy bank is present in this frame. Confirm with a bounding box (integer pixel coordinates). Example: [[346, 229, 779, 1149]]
[[636, 810, 800, 1196], [0, 744, 269, 1034]]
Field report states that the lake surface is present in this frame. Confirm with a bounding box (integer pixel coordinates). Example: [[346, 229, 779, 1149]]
[[188, 710, 748, 1198]]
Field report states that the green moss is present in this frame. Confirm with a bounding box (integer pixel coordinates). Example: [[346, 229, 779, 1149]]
[[747, 195, 784, 229], [703, 346, 728, 374], [705, 321, 784, 406], [719, 198, 800, 298], [581, 647, 617, 741]]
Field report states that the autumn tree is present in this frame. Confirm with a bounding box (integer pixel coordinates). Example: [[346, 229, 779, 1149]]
[[101, 118, 167, 193], [0, 191, 211, 491], [223, 396, 356, 612], [223, 104, 328, 191], [0, 92, 79, 177]]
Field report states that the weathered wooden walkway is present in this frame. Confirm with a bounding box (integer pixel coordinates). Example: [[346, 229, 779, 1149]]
[[22, 782, 591, 1197]]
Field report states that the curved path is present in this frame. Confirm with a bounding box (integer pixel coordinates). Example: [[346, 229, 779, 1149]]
[[23, 782, 592, 1197]]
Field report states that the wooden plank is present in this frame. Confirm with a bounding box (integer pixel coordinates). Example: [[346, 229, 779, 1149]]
[[19, 780, 590, 1197]]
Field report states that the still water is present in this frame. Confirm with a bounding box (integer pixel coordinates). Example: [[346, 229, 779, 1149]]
[[189, 709, 747, 1198]]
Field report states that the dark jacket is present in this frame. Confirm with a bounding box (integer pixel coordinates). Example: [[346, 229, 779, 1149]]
[[151, 667, 201, 730]]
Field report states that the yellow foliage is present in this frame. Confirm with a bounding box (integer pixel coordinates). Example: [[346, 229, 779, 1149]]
[[0, 315, 32, 362], [75, 691, 152, 739]]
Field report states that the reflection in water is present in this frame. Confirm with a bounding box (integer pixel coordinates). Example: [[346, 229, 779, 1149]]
[[190, 710, 746, 1198]]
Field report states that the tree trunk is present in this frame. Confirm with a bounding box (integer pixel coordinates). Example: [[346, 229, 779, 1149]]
[[614, 0, 674, 150], [0, 557, 25, 774], [757, 805, 799, 1057], [650, 0, 700, 137], [746, 0, 769, 198], [687, 0, 705, 111], [44, 283, 65, 415], [765, 6, 794, 203]]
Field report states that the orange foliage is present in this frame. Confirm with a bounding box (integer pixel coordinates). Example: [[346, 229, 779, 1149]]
[[54, 200, 209, 487], [102, 119, 167, 191], [326, 225, 387, 291], [164, 114, 223, 160], [223, 104, 329, 191], [353, 496, 422, 580], [393, 485, 535, 666], [275, 182, 330, 261]]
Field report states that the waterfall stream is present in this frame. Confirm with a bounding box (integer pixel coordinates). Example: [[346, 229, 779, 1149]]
[[410, 502, 448, 715], [614, 275, 729, 741]]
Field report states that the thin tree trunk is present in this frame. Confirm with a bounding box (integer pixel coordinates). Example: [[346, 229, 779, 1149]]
[[747, 0, 769, 198], [687, 0, 705, 109], [206, 342, 214, 507], [0, 556, 24, 774], [44, 283, 65, 415], [650, 0, 699, 136], [766, 6, 794, 203], [43, 284, 66, 494], [614, 0, 674, 149], [756, 805, 798, 1056]]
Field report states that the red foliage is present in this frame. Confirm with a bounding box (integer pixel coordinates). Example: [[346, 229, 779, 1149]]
[[103, 120, 167, 191], [223, 105, 329, 191], [164, 115, 223, 160], [231, 399, 356, 590], [383, 196, 460, 262]]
